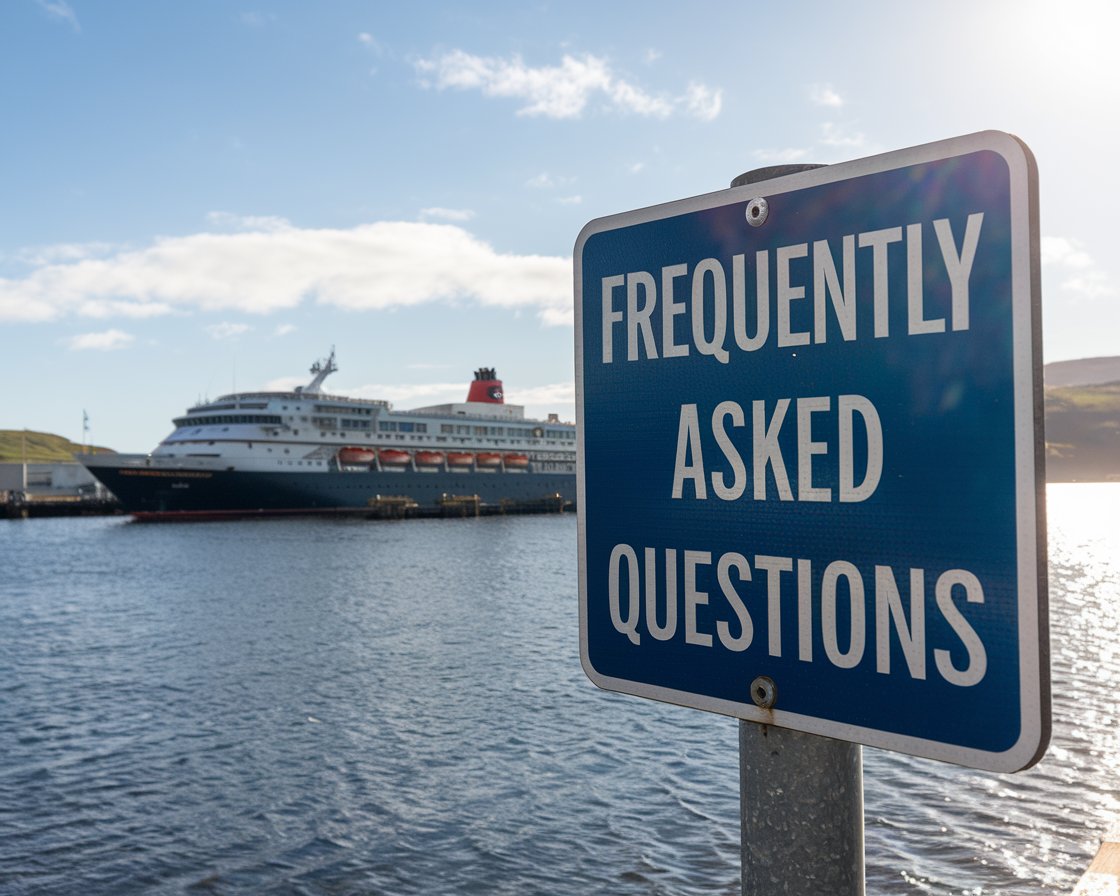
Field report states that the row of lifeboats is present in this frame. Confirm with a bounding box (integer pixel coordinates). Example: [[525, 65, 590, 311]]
[[337, 446, 530, 471]]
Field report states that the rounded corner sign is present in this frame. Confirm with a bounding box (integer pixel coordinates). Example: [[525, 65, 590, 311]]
[[574, 131, 1049, 773]]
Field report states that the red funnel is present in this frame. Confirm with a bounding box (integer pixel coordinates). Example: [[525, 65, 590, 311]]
[[467, 367, 504, 404]]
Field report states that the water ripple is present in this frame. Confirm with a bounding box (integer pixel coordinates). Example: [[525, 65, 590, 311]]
[[1, 486, 1118, 894]]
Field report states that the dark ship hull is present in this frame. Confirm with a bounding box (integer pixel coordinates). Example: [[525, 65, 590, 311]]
[[82, 458, 576, 520]]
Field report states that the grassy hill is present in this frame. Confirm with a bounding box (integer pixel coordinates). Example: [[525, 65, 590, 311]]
[[0, 430, 115, 463], [1045, 356, 1120, 388], [1044, 382, 1120, 481]]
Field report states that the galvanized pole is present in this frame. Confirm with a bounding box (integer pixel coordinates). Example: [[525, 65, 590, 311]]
[[739, 722, 865, 894], [731, 165, 865, 896]]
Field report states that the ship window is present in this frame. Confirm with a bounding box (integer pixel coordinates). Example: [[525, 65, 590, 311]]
[[399, 422, 415, 433], [441, 424, 454, 434], [415, 423, 427, 433]]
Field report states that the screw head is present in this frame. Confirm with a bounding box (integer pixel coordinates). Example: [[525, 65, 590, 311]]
[[750, 675, 777, 709], [745, 197, 769, 227]]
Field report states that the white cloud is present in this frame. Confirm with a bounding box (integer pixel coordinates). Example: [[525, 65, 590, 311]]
[[37, 0, 79, 31], [66, 329, 133, 351], [820, 122, 867, 149], [206, 211, 292, 232], [0, 220, 574, 326], [810, 83, 845, 108], [419, 207, 475, 222], [14, 241, 119, 266], [1042, 235, 1116, 300], [357, 32, 383, 53], [273, 324, 296, 337], [683, 82, 722, 122], [557, 195, 583, 206], [507, 381, 574, 410], [1061, 271, 1115, 299], [207, 322, 252, 340], [415, 49, 720, 121], [1041, 235, 1093, 270], [76, 299, 173, 319]]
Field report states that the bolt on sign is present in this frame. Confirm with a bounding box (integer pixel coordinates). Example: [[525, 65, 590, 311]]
[[574, 131, 1049, 772]]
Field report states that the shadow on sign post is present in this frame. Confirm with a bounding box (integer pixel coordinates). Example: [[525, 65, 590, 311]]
[[575, 131, 1048, 895]]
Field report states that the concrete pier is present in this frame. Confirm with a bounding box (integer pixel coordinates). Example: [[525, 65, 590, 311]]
[[1071, 823, 1120, 895]]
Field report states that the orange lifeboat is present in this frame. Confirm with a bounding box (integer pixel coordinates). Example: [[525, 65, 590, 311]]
[[475, 452, 502, 468], [378, 448, 411, 467], [338, 446, 375, 466], [503, 453, 530, 470], [414, 450, 445, 467], [446, 451, 474, 468]]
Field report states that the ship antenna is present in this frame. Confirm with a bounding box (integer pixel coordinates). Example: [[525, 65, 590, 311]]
[[303, 347, 338, 394]]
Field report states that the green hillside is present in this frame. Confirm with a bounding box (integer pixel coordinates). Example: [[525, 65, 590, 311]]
[[1044, 382, 1120, 481], [0, 430, 115, 463]]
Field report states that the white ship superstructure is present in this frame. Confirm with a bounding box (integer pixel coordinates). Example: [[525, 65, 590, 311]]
[[81, 352, 576, 519]]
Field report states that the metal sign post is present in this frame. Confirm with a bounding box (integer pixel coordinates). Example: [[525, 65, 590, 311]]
[[740, 722, 864, 894], [732, 164, 865, 896]]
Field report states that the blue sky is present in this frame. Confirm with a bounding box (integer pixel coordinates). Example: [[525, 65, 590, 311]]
[[2, 0, 1118, 451]]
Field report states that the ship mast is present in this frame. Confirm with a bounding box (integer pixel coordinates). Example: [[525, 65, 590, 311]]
[[301, 348, 338, 395]]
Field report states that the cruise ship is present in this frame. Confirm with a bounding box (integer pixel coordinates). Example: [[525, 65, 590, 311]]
[[80, 352, 576, 520]]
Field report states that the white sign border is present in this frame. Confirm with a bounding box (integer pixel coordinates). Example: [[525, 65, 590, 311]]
[[574, 130, 1048, 773]]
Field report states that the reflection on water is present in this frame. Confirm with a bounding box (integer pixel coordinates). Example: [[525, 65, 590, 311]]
[[866, 484, 1120, 894], [0, 484, 1118, 895]]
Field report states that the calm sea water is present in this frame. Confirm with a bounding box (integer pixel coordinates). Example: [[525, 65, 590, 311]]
[[1, 484, 1118, 895]]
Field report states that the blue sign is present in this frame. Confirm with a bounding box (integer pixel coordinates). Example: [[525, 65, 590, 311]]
[[575, 131, 1048, 772]]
